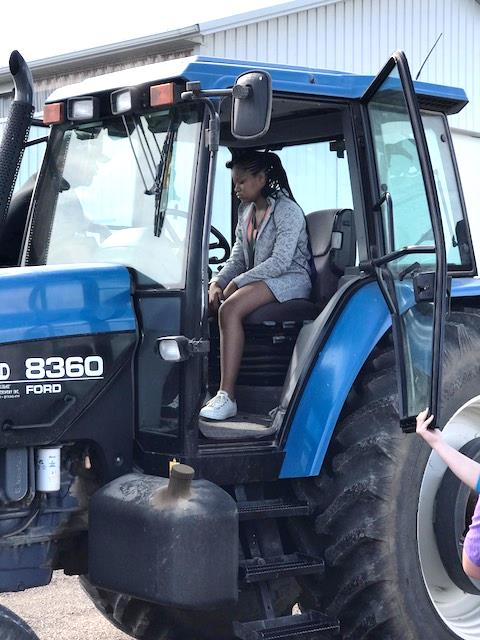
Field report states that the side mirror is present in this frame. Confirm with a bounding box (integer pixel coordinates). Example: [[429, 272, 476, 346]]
[[231, 71, 272, 140]]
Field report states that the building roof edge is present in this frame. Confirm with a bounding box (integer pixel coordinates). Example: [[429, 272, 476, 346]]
[[0, 24, 201, 83], [199, 0, 340, 34]]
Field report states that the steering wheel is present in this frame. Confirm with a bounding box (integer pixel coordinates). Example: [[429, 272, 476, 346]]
[[209, 225, 231, 264]]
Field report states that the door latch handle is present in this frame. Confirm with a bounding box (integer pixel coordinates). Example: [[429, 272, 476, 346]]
[[413, 271, 435, 303]]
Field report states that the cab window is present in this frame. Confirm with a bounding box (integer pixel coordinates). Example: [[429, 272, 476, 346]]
[[211, 137, 353, 262]]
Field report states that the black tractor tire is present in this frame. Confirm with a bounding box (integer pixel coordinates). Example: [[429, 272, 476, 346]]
[[290, 310, 480, 639], [0, 605, 39, 640], [79, 572, 298, 639]]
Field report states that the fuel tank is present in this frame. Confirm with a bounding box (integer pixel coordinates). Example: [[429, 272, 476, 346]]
[[88, 465, 238, 609]]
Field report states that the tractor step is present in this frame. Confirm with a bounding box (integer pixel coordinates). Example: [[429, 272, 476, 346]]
[[233, 610, 340, 640], [237, 498, 311, 520], [240, 553, 324, 583]]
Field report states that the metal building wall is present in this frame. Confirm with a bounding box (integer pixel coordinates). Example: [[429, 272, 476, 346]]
[[201, 0, 480, 133]]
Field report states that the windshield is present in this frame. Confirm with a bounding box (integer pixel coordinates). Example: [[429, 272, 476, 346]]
[[25, 104, 203, 287]]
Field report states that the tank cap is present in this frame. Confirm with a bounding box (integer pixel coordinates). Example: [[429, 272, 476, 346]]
[[170, 463, 195, 481], [167, 463, 195, 499]]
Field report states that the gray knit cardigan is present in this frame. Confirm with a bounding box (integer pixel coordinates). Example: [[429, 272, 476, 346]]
[[212, 193, 312, 303]]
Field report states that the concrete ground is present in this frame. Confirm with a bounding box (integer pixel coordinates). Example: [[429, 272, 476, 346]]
[[0, 571, 131, 639]]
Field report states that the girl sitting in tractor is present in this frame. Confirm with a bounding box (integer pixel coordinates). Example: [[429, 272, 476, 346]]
[[200, 150, 312, 421]]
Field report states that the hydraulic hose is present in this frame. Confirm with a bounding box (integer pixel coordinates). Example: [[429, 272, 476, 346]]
[[0, 50, 34, 226]]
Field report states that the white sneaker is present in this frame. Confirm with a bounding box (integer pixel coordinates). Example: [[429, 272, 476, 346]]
[[200, 391, 237, 420]]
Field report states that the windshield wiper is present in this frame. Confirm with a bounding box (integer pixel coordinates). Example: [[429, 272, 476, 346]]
[[121, 113, 178, 237], [122, 115, 155, 192], [148, 119, 178, 237]]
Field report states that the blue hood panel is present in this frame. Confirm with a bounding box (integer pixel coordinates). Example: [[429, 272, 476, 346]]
[[0, 264, 135, 345]]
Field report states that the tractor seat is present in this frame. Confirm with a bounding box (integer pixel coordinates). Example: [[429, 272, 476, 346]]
[[208, 208, 355, 389], [244, 208, 355, 325], [245, 298, 317, 324]]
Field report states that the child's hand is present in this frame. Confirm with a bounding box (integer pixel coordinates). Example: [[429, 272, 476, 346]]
[[416, 408, 442, 448]]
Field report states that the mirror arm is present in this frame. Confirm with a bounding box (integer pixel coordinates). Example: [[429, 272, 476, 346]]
[[181, 89, 221, 153], [181, 81, 251, 153], [181, 82, 251, 101]]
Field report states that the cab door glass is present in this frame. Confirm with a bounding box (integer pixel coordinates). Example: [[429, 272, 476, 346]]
[[366, 58, 447, 428], [368, 112, 431, 257], [422, 112, 472, 270], [369, 91, 435, 416]]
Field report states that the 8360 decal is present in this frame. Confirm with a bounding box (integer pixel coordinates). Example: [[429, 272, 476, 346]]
[[0, 356, 104, 382], [25, 356, 104, 380]]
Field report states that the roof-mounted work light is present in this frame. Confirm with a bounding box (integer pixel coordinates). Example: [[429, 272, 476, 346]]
[[67, 96, 99, 122], [111, 88, 141, 115]]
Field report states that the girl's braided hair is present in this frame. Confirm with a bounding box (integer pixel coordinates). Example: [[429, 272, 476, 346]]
[[226, 150, 296, 201]]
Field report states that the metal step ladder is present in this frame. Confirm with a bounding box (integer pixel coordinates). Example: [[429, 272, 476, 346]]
[[240, 553, 324, 583], [237, 497, 311, 521], [233, 610, 340, 640], [233, 486, 340, 640]]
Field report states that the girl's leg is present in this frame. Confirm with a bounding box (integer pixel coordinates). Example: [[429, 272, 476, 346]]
[[218, 281, 275, 399]]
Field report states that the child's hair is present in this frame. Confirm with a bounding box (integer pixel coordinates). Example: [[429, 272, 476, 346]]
[[226, 150, 296, 201]]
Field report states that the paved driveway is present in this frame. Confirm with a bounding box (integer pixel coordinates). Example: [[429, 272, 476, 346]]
[[0, 572, 130, 639]]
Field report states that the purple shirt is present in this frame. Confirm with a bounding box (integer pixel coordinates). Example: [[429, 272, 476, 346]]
[[464, 485, 480, 567]]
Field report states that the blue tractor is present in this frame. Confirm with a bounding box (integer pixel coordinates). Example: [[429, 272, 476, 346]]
[[0, 49, 478, 640]]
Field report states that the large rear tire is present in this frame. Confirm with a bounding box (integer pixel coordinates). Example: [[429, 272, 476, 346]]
[[292, 311, 480, 639]]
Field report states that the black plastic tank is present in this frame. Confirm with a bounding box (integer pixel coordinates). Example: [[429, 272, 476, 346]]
[[88, 465, 238, 609]]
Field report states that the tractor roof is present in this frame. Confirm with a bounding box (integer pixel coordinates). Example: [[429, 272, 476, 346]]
[[46, 55, 467, 115]]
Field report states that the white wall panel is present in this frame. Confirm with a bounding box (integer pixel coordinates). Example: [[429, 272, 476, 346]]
[[200, 0, 480, 132]]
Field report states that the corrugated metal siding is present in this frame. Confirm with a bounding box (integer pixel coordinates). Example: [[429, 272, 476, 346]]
[[202, 0, 480, 132], [0, 1, 477, 129]]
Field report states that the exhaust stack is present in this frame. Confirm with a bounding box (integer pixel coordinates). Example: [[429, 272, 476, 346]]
[[0, 51, 34, 225]]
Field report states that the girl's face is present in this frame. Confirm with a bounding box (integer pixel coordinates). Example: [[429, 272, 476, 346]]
[[232, 166, 266, 203]]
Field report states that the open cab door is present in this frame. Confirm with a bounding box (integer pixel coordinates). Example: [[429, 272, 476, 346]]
[[362, 51, 447, 432]]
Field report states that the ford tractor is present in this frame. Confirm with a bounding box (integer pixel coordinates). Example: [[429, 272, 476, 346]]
[[0, 49, 479, 640]]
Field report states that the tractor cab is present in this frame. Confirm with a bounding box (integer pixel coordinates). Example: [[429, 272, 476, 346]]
[[0, 53, 474, 483], [2, 51, 480, 640]]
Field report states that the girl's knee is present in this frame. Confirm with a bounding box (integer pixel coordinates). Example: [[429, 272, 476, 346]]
[[218, 298, 238, 325]]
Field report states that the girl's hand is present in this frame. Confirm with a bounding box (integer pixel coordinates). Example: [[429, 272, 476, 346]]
[[223, 281, 238, 299], [208, 282, 224, 313], [416, 408, 442, 448]]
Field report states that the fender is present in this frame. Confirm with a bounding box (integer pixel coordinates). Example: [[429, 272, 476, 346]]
[[280, 276, 480, 478]]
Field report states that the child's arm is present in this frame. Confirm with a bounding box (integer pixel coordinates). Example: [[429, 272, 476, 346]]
[[416, 409, 480, 491]]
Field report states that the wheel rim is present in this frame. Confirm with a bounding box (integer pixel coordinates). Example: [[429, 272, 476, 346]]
[[418, 396, 480, 639]]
